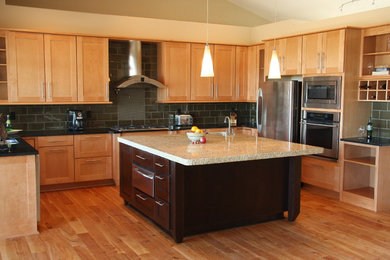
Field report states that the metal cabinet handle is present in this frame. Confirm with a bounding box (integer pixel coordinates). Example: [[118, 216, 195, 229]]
[[237, 84, 240, 98], [85, 159, 101, 163], [166, 87, 170, 99], [210, 83, 214, 98], [135, 155, 146, 160], [321, 52, 325, 71], [106, 82, 109, 99], [47, 140, 64, 143], [135, 168, 154, 180], [155, 162, 165, 168], [41, 82, 45, 99], [136, 194, 147, 201], [48, 82, 52, 99], [155, 175, 165, 180], [316, 53, 320, 70], [49, 148, 65, 152], [282, 56, 285, 72], [155, 200, 165, 206], [215, 84, 218, 98], [300, 121, 339, 128]]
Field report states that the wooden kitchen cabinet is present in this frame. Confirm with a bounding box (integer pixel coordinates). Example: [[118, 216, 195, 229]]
[[74, 133, 112, 181], [214, 45, 236, 101], [247, 45, 264, 101], [38, 136, 75, 185], [235, 46, 248, 101], [0, 31, 9, 103], [157, 42, 191, 102], [7, 32, 45, 103], [265, 36, 302, 76], [44, 34, 77, 102], [77, 36, 109, 102], [302, 30, 345, 74], [190, 43, 214, 101]]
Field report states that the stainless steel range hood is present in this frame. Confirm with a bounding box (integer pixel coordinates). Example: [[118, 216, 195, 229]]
[[115, 40, 165, 89]]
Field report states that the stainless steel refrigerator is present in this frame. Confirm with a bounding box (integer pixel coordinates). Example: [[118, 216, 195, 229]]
[[256, 80, 302, 142]]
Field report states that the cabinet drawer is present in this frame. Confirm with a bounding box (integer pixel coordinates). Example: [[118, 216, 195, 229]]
[[155, 173, 170, 202], [74, 134, 112, 158], [38, 135, 73, 147], [154, 199, 170, 230], [75, 157, 112, 182], [154, 156, 169, 175], [132, 165, 154, 197], [133, 148, 153, 170], [133, 189, 154, 217]]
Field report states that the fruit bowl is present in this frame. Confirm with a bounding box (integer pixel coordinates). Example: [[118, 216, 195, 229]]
[[186, 132, 205, 142]]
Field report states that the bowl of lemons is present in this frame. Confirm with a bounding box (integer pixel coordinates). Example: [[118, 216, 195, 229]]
[[186, 126, 206, 143]]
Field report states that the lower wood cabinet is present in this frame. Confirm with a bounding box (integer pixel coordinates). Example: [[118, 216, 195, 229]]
[[37, 133, 113, 190]]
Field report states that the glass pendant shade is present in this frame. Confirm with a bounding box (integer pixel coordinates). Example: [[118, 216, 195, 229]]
[[268, 49, 281, 79], [201, 44, 214, 77]]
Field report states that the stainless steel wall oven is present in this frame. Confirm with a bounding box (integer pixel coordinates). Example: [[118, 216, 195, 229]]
[[300, 110, 340, 160]]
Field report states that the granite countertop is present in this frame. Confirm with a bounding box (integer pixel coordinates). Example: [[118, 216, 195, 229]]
[[118, 133, 323, 166], [0, 138, 38, 157], [341, 137, 390, 146]]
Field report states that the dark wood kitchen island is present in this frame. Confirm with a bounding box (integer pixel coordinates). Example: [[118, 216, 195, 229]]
[[118, 133, 322, 243]]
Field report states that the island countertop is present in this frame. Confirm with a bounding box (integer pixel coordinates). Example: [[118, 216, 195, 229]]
[[118, 133, 323, 166]]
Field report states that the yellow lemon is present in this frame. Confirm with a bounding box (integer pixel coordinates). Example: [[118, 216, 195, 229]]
[[191, 126, 199, 132], [195, 129, 204, 134]]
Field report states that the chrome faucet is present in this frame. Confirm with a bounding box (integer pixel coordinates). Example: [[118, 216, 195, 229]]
[[224, 116, 233, 135]]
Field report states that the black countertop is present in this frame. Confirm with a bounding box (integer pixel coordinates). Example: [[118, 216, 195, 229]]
[[341, 137, 390, 146], [0, 138, 38, 157]]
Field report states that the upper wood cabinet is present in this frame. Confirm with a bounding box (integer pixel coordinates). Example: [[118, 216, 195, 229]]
[[214, 45, 236, 101], [235, 46, 248, 101], [157, 42, 191, 102], [190, 43, 214, 101], [247, 45, 265, 101], [302, 30, 345, 74], [264, 36, 302, 76], [44, 34, 77, 102], [77, 36, 109, 102], [7, 32, 45, 102]]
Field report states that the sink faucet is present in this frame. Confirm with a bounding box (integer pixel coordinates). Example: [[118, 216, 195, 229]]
[[224, 116, 233, 135]]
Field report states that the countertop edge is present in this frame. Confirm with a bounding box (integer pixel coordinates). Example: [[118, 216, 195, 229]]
[[118, 137, 323, 166]]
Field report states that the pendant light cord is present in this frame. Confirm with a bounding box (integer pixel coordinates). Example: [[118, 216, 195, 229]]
[[206, 0, 209, 45], [273, 0, 277, 49]]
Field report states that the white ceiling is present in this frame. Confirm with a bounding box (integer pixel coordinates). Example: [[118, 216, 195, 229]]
[[228, 0, 390, 22]]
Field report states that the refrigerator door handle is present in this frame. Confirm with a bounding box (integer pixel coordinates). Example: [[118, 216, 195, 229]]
[[256, 88, 263, 134]]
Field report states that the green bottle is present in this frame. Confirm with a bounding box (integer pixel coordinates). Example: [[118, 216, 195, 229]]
[[366, 117, 373, 139], [5, 114, 12, 131]]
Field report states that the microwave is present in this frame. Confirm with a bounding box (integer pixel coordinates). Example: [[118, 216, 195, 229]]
[[302, 76, 342, 109]]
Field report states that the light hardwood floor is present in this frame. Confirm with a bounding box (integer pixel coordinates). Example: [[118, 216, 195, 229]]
[[1, 185, 390, 259]]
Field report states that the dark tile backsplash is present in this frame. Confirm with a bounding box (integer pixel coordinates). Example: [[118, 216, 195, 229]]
[[372, 102, 390, 138], [0, 40, 256, 131]]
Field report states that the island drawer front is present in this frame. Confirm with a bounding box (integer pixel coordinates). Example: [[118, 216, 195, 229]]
[[155, 173, 170, 202], [132, 165, 154, 197], [154, 198, 170, 230], [133, 189, 154, 217], [154, 156, 169, 175], [133, 148, 154, 170], [38, 135, 74, 147]]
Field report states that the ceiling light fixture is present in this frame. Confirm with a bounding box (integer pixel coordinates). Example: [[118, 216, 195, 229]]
[[201, 0, 214, 77], [339, 0, 375, 12], [268, 0, 281, 79]]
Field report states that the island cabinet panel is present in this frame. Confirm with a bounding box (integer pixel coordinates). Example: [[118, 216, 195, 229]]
[[119, 142, 303, 243]]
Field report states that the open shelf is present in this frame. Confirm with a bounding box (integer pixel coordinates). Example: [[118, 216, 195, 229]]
[[361, 32, 390, 77], [364, 51, 390, 56], [344, 156, 375, 166], [344, 187, 374, 199]]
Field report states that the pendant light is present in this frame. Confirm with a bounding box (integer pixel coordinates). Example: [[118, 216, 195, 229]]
[[268, 1, 281, 79], [201, 0, 214, 77]]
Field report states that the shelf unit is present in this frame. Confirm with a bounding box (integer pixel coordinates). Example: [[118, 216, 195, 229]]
[[358, 79, 390, 101], [0, 31, 8, 102], [361, 32, 390, 77], [340, 141, 390, 212]]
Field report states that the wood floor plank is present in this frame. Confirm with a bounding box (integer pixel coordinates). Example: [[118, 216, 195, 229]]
[[2, 185, 390, 259]]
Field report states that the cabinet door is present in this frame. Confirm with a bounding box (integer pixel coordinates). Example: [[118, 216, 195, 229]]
[[77, 36, 109, 102], [214, 45, 235, 101], [322, 30, 345, 74], [74, 134, 112, 158], [302, 33, 322, 74], [40, 145, 74, 185], [44, 34, 77, 102], [75, 157, 112, 182], [284, 36, 302, 75], [235, 46, 248, 101], [8, 32, 45, 102], [120, 144, 133, 202], [264, 40, 284, 76], [247, 45, 260, 101], [190, 43, 214, 101], [158, 42, 191, 101]]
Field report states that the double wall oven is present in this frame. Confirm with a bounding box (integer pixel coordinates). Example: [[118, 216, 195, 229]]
[[300, 76, 342, 160]]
